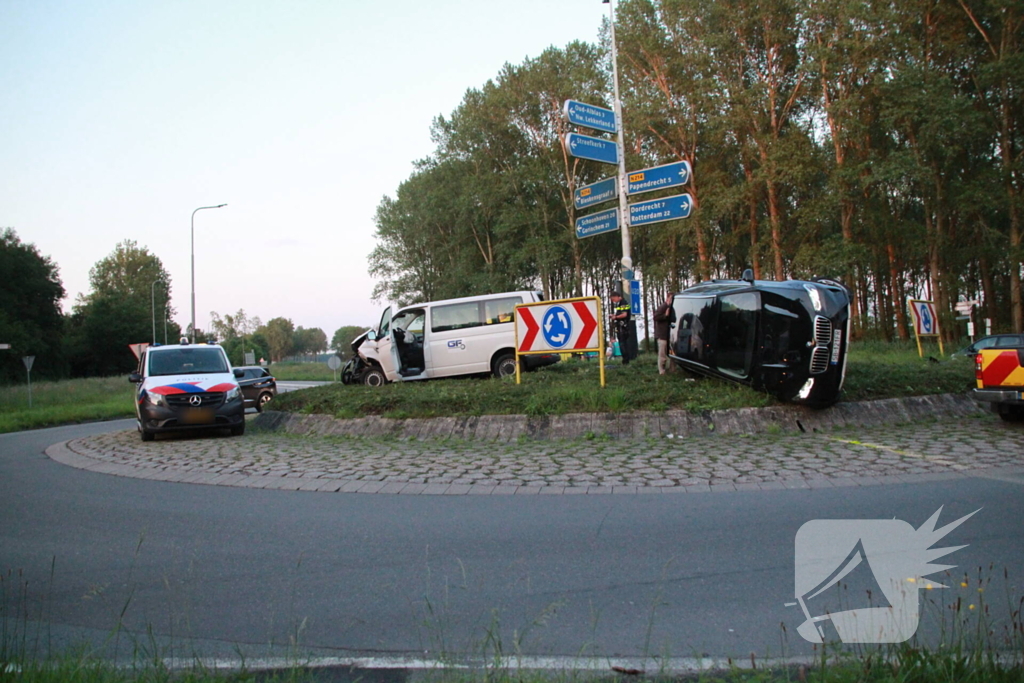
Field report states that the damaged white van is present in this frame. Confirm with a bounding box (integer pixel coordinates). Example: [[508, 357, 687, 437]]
[[357, 291, 558, 386]]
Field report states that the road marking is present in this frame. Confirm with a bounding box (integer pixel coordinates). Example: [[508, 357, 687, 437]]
[[826, 437, 970, 470]]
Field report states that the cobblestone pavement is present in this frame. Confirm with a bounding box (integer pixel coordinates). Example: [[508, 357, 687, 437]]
[[47, 413, 1024, 494]]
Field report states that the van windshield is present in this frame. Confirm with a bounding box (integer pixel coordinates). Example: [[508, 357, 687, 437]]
[[148, 348, 229, 376]]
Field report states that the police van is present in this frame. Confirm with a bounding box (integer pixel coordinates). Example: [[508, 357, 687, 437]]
[[129, 340, 246, 441], [358, 291, 558, 386]]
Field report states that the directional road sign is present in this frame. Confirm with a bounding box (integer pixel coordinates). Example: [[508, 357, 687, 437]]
[[627, 160, 691, 196], [575, 207, 619, 239], [628, 193, 693, 227], [565, 133, 618, 165], [630, 280, 641, 316], [563, 100, 617, 135], [574, 176, 618, 210], [515, 298, 601, 354], [909, 300, 939, 336]]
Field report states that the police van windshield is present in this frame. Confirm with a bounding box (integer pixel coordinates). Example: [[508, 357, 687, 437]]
[[148, 348, 229, 376]]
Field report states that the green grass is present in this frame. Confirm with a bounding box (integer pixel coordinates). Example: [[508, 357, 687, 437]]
[[266, 362, 337, 381], [0, 376, 135, 434], [269, 343, 976, 420]]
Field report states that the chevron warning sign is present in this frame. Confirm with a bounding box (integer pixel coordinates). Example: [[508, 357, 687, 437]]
[[513, 296, 605, 386]]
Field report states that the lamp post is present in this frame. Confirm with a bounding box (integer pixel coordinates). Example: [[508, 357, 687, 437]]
[[605, 0, 632, 293], [151, 278, 164, 344], [191, 204, 227, 343]]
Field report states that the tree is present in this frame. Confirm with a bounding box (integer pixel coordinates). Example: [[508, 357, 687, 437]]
[[292, 326, 328, 361], [331, 325, 367, 358], [0, 229, 65, 383], [258, 317, 294, 362], [67, 240, 177, 376]]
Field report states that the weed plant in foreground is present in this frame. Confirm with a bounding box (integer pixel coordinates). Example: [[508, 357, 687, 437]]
[[269, 345, 975, 420]]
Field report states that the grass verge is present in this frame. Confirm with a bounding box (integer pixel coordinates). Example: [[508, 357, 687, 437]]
[[0, 377, 135, 434], [269, 342, 975, 420], [267, 362, 336, 382]]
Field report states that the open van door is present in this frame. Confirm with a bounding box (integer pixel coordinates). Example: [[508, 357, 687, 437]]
[[369, 306, 401, 381]]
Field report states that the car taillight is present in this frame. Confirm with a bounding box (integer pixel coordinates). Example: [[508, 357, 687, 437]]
[[975, 353, 984, 381]]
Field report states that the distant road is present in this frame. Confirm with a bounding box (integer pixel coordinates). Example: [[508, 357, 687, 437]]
[[275, 380, 329, 393]]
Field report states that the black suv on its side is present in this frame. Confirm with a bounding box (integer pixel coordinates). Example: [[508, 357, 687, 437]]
[[670, 272, 851, 407]]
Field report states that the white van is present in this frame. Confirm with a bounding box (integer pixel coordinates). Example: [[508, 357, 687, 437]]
[[358, 291, 558, 385]]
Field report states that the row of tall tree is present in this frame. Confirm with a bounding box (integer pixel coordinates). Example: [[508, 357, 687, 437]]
[[370, 0, 1023, 341], [0, 231, 342, 383]]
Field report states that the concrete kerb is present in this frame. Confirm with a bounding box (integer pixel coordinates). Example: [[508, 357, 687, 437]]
[[252, 393, 986, 441]]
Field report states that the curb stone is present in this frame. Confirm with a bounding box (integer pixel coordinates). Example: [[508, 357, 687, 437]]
[[253, 393, 986, 440]]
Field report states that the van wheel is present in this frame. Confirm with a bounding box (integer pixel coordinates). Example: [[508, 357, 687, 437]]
[[362, 367, 387, 387], [230, 420, 246, 437], [140, 429, 155, 442], [492, 353, 518, 379]]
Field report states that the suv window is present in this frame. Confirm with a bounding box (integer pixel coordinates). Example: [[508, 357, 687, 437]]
[[715, 292, 759, 379], [672, 296, 714, 363], [148, 348, 229, 376], [995, 335, 1024, 348]]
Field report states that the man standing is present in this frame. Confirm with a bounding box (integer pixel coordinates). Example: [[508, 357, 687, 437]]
[[610, 290, 634, 365], [653, 293, 676, 375]]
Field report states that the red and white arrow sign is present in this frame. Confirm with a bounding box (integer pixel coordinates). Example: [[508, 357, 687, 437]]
[[515, 297, 602, 353]]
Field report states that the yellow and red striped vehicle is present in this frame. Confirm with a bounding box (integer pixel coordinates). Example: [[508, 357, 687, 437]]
[[974, 347, 1024, 421]]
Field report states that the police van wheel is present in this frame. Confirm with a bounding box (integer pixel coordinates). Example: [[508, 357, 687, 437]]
[[140, 429, 155, 442], [362, 367, 387, 387], [493, 354, 518, 379]]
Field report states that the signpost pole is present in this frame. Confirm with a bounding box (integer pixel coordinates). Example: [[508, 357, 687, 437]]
[[22, 356, 34, 409], [607, 0, 632, 294]]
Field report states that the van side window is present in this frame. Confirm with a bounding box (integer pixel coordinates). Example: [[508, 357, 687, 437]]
[[483, 297, 522, 325], [432, 302, 481, 333]]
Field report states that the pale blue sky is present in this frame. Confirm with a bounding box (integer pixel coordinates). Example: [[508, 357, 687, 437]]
[[2, 1, 606, 337]]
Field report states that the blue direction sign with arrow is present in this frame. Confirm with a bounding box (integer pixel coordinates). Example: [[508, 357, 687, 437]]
[[574, 176, 618, 210], [575, 208, 619, 239], [565, 133, 619, 165], [628, 193, 693, 227], [563, 100, 617, 135], [627, 160, 691, 196]]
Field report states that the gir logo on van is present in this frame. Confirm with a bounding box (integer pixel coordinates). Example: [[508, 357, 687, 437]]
[[447, 340, 465, 350]]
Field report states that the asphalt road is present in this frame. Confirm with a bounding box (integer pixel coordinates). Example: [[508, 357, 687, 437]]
[[1, 420, 1022, 666]]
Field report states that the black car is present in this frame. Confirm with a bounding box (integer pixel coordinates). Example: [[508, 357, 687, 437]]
[[234, 366, 277, 411], [951, 333, 1024, 359], [669, 272, 851, 407]]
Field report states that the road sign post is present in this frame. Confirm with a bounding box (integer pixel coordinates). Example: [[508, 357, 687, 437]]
[[514, 297, 605, 387], [908, 299, 943, 357], [565, 133, 619, 165], [563, 100, 617, 135], [574, 176, 618, 210], [628, 193, 693, 227], [575, 208, 620, 239], [627, 161, 691, 196], [22, 355, 34, 409]]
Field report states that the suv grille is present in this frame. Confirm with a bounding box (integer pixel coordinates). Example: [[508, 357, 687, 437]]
[[166, 392, 225, 408], [810, 347, 830, 375], [814, 316, 832, 348]]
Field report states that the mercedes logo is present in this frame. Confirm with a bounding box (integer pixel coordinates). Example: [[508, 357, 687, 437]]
[[189, 395, 203, 407]]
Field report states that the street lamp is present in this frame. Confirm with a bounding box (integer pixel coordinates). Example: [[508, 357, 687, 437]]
[[151, 278, 165, 344], [191, 204, 227, 343]]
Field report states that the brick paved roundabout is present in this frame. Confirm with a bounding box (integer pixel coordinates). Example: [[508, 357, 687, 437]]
[[45, 394, 1024, 495]]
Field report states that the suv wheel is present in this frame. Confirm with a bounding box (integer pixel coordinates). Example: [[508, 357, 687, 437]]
[[362, 367, 387, 387], [492, 353, 518, 379], [256, 392, 273, 412]]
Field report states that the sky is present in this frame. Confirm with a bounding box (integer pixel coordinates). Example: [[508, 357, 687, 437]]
[[1, 0, 607, 338]]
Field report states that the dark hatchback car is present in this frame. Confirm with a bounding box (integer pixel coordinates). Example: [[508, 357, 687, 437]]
[[669, 273, 851, 407], [951, 333, 1024, 358], [234, 366, 277, 411]]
